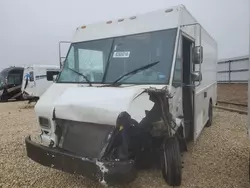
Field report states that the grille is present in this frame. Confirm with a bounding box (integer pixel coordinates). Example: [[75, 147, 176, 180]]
[[55, 119, 114, 158]]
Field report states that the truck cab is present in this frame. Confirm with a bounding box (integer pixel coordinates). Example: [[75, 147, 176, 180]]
[[0, 67, 24, 101], [25, 5, 217, 186]]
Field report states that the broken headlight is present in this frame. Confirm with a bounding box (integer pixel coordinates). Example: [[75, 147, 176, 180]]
[[38, 117, 51, 129]]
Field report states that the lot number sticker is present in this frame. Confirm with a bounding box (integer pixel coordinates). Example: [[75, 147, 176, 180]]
[[113, 51, 130, 58]]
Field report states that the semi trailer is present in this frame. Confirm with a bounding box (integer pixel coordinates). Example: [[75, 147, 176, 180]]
[[25, 4, 217, 186]]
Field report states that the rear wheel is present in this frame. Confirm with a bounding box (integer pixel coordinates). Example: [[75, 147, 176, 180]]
[[205, 100, 213, 127], [161, 136, 182, 186]]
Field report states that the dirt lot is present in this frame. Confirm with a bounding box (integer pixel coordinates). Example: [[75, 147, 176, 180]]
[[0, 101, 250, 188], [218, 83, 248, 104]]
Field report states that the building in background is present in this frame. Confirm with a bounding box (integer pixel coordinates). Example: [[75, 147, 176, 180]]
[[217, 55, 249, 83]]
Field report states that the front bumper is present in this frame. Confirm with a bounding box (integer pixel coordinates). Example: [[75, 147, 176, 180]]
[[25, 136, 136, 185]]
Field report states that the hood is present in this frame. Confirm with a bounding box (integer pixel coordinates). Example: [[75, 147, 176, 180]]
[[53, 86, 146, 126], [35, 83, 171, 127]]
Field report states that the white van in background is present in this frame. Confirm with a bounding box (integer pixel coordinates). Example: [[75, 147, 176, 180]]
[[22, 64, 60, 102]]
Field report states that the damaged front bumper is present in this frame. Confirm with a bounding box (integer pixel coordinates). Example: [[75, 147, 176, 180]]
[[25, 136, 136, 185]]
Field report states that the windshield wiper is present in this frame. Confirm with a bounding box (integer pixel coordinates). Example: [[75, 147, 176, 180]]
[[67, 67, 92, 86], [101, 61, 160, 87]]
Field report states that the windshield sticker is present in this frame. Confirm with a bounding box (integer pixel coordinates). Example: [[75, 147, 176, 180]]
[[158, 74, 166, 79], [113, 51, 130, 58]]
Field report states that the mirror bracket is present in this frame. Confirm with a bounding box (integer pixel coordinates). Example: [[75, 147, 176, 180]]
[[193, 46, 203, 64]]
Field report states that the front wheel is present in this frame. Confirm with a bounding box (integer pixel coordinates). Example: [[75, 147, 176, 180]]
[[16, 93, 24, 101], [0, 90, 9, 102], [161, 137, 182, 186]]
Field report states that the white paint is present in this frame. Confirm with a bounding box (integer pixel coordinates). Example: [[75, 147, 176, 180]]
[[34, 5, 217, 146], [53, 86, 153, 126], [82, 157, 90, 161], [100, 179, 108, 187], [176, 7, 217, 141], [35, 83, 166, 145], [113, 51, 130, 58], [96, 161, 109, 173], [96, 161, 109, 186], [169, 86, 183, 118], [41, 134, 53, 146], [72, 5, 182, 43]]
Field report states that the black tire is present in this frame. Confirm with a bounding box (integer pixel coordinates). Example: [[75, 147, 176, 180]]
[[205, 100, 213, 127], [161, 137, 182, 186], [16, 94, 23, 101], [0, 90, 9, 102]]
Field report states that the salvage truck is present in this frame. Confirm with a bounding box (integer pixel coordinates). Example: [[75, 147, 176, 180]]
[[0, 66, 24, 101], [25, 5, 217, 186]]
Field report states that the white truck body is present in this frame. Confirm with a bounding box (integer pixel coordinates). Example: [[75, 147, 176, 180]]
[[25, 4, 217, 186], [36, 5, 217, 142], [21, 64, 60, 100]]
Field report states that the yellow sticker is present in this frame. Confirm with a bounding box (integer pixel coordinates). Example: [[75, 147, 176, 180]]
[[119, 126, 124, 131]]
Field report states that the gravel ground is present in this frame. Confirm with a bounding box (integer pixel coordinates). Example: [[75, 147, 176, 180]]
[[0, 101, 250, 188], [218, 83, 248, 104]]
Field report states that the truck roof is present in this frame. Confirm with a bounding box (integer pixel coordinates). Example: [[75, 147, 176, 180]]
[[0, 66, 24, 75], [72, 4, 216, 46], [0, 67, 24, 79], [72, 5, 185, 43]]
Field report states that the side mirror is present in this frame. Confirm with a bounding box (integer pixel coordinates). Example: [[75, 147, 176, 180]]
[[193, 46, 203, 64], [191, 71, 202, 82], [47, 71, 59, 81]]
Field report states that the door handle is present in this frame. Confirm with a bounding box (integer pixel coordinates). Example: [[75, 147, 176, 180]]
[[204, 92, 207, 98]]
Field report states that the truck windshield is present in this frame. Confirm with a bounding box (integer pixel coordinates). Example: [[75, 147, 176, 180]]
[[57, 28, 177, 85]]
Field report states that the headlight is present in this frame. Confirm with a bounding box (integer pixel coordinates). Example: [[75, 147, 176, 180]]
[[38, 117, 51, 129]]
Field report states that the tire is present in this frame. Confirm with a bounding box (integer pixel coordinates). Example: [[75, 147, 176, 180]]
[[0, 90, 8, 102], [161, 137, 182, 186], [205, 100, 213, 127], [16, 94, 23, 101]]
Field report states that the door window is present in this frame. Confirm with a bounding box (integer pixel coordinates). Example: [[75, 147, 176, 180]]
[[172, 37, 182, 87], [7, 75, 15, 85]]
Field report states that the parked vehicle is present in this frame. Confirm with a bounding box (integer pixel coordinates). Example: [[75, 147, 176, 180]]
[[21, 64, 60, 102], [25, 4, 217, 186], [0, 66, 24, 101]]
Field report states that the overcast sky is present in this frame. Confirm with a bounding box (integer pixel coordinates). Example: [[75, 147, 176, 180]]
[[0, 0, 249, 70]]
